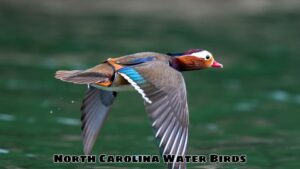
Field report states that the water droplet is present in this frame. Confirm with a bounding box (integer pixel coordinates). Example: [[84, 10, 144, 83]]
[[50, 110, 53, 114], [71, 100, 75, 103]]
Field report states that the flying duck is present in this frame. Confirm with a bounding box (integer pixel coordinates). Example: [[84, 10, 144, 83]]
[[55, 49, 223, 169]]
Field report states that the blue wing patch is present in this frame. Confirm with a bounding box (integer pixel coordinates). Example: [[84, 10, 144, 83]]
[[118, 67, 152, 103], [125, 56, 155, 65], [118, 67, 146, 84]]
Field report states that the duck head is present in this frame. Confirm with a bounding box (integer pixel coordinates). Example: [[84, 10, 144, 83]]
[[170, 49, 223, 71]]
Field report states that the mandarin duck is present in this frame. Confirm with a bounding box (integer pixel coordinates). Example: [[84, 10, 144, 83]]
[[55, 49, 223, 169]]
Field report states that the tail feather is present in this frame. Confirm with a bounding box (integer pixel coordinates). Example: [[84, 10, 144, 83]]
[[55, 70, 110, 84], [55, 70, 82, 80]]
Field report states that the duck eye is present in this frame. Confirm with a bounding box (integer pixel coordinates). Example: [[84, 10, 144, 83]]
[[205, 55, 211, 60]]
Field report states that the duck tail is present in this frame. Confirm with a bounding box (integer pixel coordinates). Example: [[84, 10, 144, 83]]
[[55, 70, 81, 79], [55, 70, 110, 84], [55, 70, 83, 83]]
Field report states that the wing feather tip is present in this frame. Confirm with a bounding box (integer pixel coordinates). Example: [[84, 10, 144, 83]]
[[118, 72, 152, 103]]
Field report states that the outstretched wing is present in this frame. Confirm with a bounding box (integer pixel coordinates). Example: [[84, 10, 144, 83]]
[[81, 87, 116, 154], [118, 61, 189, 169]]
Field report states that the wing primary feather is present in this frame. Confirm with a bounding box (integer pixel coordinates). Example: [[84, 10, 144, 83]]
[[122, 61, 189, 169], [156, 113, 173, 139], [164, 121, 180, 155], [170, 126, 182, 155], [172, 129, 186, 169], [162, 117, 177, 154], [81, 87, 116, 154], [160, 116, 175, 148], [152, 106, 171, 127]]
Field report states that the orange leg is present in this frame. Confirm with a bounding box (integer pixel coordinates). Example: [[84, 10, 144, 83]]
[[95, 81, 112, 87]]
